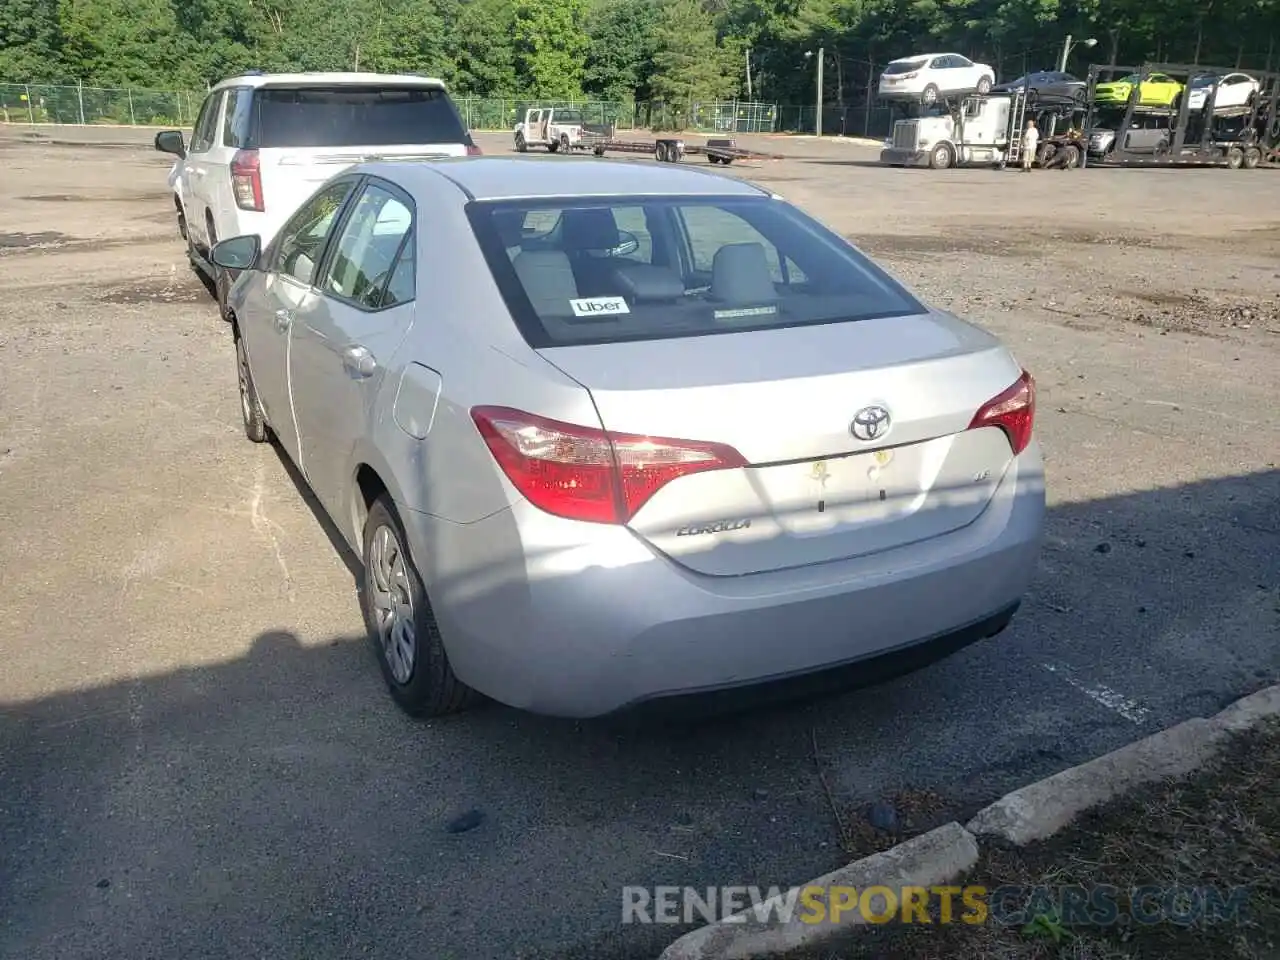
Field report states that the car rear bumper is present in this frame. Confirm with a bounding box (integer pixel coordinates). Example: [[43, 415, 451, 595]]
[[404, 442, 1046, 718]]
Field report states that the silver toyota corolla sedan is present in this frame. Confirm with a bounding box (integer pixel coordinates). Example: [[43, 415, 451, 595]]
[[209, 157, 1046, 719]]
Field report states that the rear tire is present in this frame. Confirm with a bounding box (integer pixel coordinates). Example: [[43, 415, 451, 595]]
[[361, 496, 478, 718], [922, 84, 940, 106], [1244, 146, 1261, 168], [1226, 146, 1245, 169], [976, 76, 992, 95]]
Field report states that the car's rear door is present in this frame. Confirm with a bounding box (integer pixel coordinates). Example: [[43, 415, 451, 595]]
[[183, 91, 224, 253], [288, 178, 417, 517]]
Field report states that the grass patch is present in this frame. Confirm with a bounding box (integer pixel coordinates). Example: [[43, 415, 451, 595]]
[[781, 717, 1280, 960]]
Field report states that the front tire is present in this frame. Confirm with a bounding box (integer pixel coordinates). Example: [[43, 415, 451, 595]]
[[929, 142, 954, 169], [921, 84, 940, 106], [361, 496, 478, 718], [514, 132, 527, 153], [235, 334, 269, 443]]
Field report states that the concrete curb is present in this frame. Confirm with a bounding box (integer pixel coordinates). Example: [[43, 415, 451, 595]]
[[657, 822, 978, 960], [654, 683, 1280, 959], [966, 683, 1280, 846]]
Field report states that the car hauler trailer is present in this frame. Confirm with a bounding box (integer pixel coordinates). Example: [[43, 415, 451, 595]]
[[586, 136, 784, 164], [879, 89, 1082, 169], [1081, 63, 1280, 169]]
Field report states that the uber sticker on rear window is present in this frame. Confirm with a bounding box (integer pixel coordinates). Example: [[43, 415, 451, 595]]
[[714, 306, 778, 321], [569, 296, 631, 318]]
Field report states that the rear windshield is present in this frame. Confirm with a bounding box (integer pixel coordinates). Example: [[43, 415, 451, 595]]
[[554, 110, 583, 124], [247, 86, 469, 148], [884, 59, 927, 75], [466, 196, 924, 348]]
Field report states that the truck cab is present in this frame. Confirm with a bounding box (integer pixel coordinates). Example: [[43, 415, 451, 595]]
[[880, 95, 1013, 168]]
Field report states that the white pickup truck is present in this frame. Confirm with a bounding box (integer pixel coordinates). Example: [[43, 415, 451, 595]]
[[513, 107, 609, 153]]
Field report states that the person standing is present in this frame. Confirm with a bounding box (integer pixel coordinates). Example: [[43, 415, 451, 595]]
[[1021, 119, 1039, 172]]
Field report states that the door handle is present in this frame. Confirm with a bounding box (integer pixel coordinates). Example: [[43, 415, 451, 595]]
[[342, 345, 377, 378], [274, 309, 293, 332]]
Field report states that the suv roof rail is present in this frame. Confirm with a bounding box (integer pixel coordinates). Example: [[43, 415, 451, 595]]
[[241, 69, 265, 76]]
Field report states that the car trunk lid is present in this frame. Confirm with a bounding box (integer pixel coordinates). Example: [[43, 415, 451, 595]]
[[538, 313, 1027, 577]]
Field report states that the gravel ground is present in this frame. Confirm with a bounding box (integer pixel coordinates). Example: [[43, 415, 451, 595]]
[[1, 124, 1277, 960]]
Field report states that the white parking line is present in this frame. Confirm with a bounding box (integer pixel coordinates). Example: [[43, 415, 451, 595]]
[[1042, 662, 1151, 724]]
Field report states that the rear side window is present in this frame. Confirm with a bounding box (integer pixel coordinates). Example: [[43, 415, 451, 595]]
[[247, 86, 469, 148], [467, 196, 923, 348], [323, 183, 414, 311], [222, 87, 253, 147]]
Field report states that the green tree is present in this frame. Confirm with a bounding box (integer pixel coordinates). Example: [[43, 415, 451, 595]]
[[513, 0, 590, 99], [583, 0, 658, 101], [649, 0, 738, 108], [451, 0, 520, 94], [0, 0, 65, 82]]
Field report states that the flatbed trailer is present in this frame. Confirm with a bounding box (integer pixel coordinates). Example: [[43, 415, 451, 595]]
[[586, 136, 784, 164], [1081, 62, 1280, 169]]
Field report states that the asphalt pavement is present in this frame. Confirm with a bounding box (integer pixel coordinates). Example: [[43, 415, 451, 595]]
[[0, 124, 1277, 960]]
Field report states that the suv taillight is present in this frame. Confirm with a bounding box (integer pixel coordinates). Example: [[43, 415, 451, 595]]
[[230, 149, 264, 212], [466, 143, 483, 156], [968, 370, 1036, 455], [470, 406, 746, 524]]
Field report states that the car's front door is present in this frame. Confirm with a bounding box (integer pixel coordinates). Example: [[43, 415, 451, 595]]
[[242, 178, 359, 464], [288, 179, 417, 520]]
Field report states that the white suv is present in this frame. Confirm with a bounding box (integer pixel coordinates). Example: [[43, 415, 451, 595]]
[[878, 53, 995, 105], [155, 72, 478, 320]]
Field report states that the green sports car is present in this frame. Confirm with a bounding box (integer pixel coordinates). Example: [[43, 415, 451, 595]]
[[1094, 73, 1184, 107]]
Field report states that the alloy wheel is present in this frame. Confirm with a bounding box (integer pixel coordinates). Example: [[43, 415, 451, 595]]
[[368, 523, 416, 684]]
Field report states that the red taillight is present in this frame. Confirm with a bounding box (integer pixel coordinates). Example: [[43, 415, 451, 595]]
[[466, 143, 483, 156], [901, 71, 920, 79], [968, 370, 1035, 455], [230, 149, 263, 212], [470, 406, 746, 525]]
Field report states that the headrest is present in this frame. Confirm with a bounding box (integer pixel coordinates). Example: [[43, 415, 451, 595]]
[[610, 262, 684, 302], [560, 208, 621, 252], [709, 243, 779, 305]]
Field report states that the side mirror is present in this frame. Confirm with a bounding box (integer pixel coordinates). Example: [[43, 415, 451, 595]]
[[154, 130, 186, 158], [210, 234, 261, 271]]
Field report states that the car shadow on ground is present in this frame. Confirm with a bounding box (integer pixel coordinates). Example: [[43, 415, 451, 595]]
[[2, 471, 1277, 960]]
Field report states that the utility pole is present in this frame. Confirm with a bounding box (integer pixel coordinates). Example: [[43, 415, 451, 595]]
[[815, 46, 824, 137], [1058, 34, 1072, 72], [745, 47, 752, 100]]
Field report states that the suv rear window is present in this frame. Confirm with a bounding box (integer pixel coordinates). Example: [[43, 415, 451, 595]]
[[246, 85, 469, 148], [884, 59, 927, 75], [467, 196, 923, 348]]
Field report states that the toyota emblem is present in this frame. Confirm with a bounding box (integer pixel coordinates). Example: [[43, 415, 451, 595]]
[[850, 405, 891, 442]]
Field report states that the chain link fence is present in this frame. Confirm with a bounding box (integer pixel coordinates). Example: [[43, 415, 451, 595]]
[[1, 83, 794, 136], [1, 81, 903, 139], [0, 82, 201, 126]]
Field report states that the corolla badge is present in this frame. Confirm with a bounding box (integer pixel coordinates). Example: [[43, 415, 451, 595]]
[[850, 405, 892, 442]]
